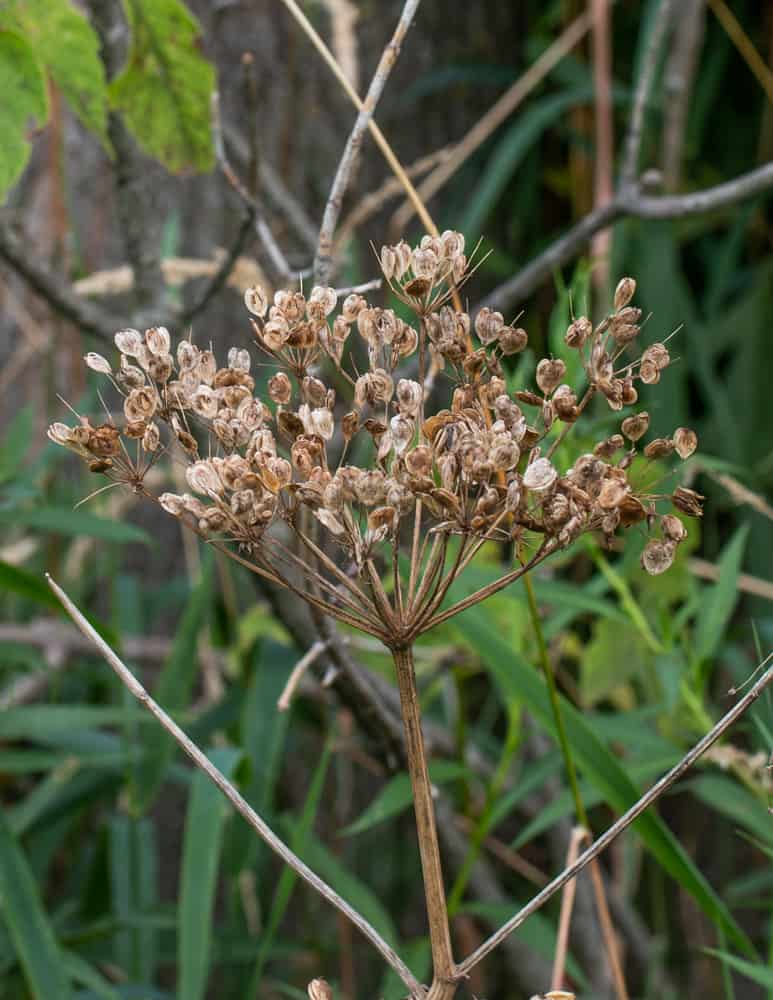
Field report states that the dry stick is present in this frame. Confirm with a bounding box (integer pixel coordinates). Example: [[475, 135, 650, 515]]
[[390, 9, 593, 235], [391, 645, 456, 1000], [477, 160, 773, 313], [587, 844, 629, 1000], [46, 574, 423, 999], [277, 0, 437, 238], [210, 92, 296, 284], [662, 0, 706, 192], [590, 0, 614, 289], [455, 653, 773, 978], [620, 0, 675, 190], [314, 0, 422, 284], [706, 0, 773, 104], [551, 826, 589, 991], [277, 639, 330, 711]]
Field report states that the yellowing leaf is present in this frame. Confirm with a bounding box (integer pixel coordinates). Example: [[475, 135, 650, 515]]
[[109, 0, 215, 173]]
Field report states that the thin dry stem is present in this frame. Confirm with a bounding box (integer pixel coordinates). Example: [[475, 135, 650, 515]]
[[46, 573, 423, 998], [390, 10, 593, 235], [456, 653, 773, 977], [315, 0, 421, 284], [551, 826, 588, 991]]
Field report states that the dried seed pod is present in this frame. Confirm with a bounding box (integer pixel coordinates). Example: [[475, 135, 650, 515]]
[[644, 437, 674, 459], [474, 306, 505, 345], [85, 352, 112, 374], [621, 412, 649, 442], [672, 486, 704, 517], [536, 359, 567, 396], [564, 316, 592, 349], [307, 978, 333, 1000], [614, 276, 636, 310], [672, 426, 697, 459], [662, 513, 687, 542], [145, 326, 171, 355], [268, 373, 292, 405], [396, 378, 423, 417], [641, 538, 676, 575], [499, 325, 528, 355], [115, 328, 143, 357], [244, 285, 268, 317], [124, 387, 157, 422], [523, 457, 557, 493]]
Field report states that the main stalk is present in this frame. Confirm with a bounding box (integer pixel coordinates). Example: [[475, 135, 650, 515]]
[[391, 644, 457, 999]]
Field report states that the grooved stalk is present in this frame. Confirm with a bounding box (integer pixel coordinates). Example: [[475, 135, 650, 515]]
[[392, 645, 457, 999]]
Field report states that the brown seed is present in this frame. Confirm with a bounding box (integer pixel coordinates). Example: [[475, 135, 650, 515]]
[[565, 316, 592, 349], [643, 437, 674, 459], [672, 486, 704, 517], [621, 412, 649, 442], [614, 276, 636, 310], [672, 426, 698, 459]]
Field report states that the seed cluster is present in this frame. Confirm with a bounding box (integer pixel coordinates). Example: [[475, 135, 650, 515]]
[[49, 232, 701, 641]]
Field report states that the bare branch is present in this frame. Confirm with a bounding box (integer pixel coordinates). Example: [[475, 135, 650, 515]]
[[456, 653, 773, 977], [478, 161, 773, 314], [314, 0, 421, 284], [620, 0, 675, 189], [0, 218, 119, 343], [46, 573, 424, 999]]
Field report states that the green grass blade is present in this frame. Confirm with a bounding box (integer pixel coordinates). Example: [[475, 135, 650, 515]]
[[179, 747, 242, 1000], [133, 554, 213, 813], [694, 524, 749, 664], [0, 808, 72, 999], [453, 602, 755, 956]]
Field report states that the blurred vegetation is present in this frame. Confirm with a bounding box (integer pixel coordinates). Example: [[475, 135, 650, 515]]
[[0, 1, 772, 998]]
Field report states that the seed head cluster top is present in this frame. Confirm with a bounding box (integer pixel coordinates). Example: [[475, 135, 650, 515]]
[[49, 232, 702, 646]]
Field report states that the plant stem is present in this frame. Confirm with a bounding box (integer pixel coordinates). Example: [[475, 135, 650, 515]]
[[523, 573, 587, 826], [392, 644, 457, 999]]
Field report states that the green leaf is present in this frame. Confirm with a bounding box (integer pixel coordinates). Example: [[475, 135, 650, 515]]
[[0, 560, 62, 610], [133, 554, 213, 813], [109, 0, 215, 172], [0, 0, 108, 142], [0, 706, 151, 740], [689, 774, 773, 849], [0, 31, 48, 201], [453, 602, 755, 957], [703, 949, 773, 989], [0, 404, 33, 484], [694, 524, 749, 664], [0, 506, 151, 544], [0, 807, 72, 999], [179, 747, 242, 1000], [63, 951, 121, 1000], [341, 761, 470, 837], [300, 833, 398, 947]]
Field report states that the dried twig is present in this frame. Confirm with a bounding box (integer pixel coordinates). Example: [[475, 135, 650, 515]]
[[590, 0, 614, 288], [315, 0, 421, 284], [45, 573, 424, 999], [277, 0, 437, 238], [389, 10, 593, 236], [455, 653, 773, 977], [662, 0, 706, 191], [478, 161, 773, 313], [620, 0, 675, 190], [551, 826, 588, 991]]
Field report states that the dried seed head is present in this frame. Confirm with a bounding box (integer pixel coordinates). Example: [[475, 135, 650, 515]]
[[614, 276, 636, 310], [621, 412, 649, 442], [641, 538, 676, 575], [673, 426, 697, 459]]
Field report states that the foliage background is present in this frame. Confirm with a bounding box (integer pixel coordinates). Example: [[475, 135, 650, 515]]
[[0, 0, 772, 998]]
